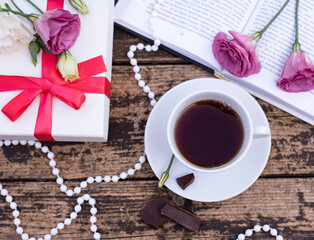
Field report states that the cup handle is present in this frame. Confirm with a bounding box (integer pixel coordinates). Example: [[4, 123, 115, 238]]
[[253, 126, 270, 138]]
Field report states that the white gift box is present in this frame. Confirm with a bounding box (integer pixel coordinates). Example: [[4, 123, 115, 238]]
[[0, 0, 114, 142]]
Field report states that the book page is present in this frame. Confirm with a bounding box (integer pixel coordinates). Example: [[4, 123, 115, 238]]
[[115, 0, 259, 71], [223, 0, 314, 123]]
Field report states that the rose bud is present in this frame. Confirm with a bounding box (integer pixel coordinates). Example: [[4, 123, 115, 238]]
[[212, 30, 261, 78], [277, 47, 314, 92], [70, 0, 89, 15], [34, 9, 81, 55], [57, 50, 79, 82]]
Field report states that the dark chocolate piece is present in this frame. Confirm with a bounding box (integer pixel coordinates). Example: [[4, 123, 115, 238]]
[[160, 203, 201, 232], [140, 197, 169, 228], [176, 173, 195, 190]]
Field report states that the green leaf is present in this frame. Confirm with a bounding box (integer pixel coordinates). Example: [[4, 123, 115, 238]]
[[29, 40, 40, 67], [35, 35, 52, 54]]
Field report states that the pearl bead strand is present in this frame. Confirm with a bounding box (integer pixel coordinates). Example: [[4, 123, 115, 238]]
[[236, 225, 283, 240], [2, 177, 100, 240], [127, 0, 164, 108], [0, 139, 146, 240], [33, 140, 145, 197]]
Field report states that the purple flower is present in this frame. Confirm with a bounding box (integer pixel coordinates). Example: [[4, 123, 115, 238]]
[[277, 49, 314, 92], [212, 30, 261, 78], [34, 9, 80, 55]]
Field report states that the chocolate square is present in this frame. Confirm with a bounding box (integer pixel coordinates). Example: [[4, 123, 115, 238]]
[[160, 202, 201, 232], [140, 197, 169, 228], [176, 173, 195, 190]]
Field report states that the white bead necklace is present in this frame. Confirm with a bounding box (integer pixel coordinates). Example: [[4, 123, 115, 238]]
[[0, 142, 284, 240], [0, 139, 146, 240], [236, 225, 283, 240], [0, 0, 283, 239]]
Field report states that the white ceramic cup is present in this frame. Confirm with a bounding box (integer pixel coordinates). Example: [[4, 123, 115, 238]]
[[167, 90, 270, 173]]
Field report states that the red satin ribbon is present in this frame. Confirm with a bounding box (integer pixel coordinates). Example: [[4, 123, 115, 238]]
[[0, 0, 110, 141], [47, 0, 64, 10]]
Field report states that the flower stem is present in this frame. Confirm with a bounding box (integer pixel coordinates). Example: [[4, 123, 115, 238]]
[[11, 0, 24, 14], [158, 154, 174, 188], [254, 0, 290, 40], [293, 0, 300, 51], [1, 8, 33, 18], [26, 0, 43, 14]]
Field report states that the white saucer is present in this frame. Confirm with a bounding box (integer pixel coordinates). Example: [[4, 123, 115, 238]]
[[145, 78, 271, 202]]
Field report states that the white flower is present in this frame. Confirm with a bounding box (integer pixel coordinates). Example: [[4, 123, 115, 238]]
[[0, 12, 35, 54], [57, 50, 79, 82]]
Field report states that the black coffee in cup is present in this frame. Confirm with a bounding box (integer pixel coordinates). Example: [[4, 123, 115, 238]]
[[174, 100, 244, 168]]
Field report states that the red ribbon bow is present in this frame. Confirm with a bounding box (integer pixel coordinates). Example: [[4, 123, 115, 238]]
[[0, 0, 110, 141], [0, 53, 110, 141]]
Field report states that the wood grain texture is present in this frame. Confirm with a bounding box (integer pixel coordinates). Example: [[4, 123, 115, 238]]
[[0, 25, 313, 240], [0, 179, 313, 240], [0, 64, 312, 180], [113, 27, 187, 64]]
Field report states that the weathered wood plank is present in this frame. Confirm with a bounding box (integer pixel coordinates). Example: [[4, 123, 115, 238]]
[[0, 12, 312, 240], [0, 178, 313, 239], [113, 27, 187, 64], [0, 65, 313, 180]]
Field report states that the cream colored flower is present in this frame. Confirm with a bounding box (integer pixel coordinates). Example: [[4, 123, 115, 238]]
[[57, 50, 79, 82], [0, 12, 35, 54]]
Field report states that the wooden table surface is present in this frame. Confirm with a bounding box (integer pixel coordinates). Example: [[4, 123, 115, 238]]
[[0, 27, 313, 240]]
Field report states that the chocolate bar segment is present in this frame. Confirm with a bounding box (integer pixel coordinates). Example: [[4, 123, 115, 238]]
[[140, 197, 169, 228], [160, 203, 201, 231], [176, 173, 195, 190]]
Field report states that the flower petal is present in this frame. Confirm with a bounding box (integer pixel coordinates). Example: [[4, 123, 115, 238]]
[[212, 31, 261, 78], [34, 9, 81, 55], [277, 50, 314, 92]]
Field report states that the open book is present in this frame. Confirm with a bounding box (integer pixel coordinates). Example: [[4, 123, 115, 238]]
[[115, 0, 314, 125]]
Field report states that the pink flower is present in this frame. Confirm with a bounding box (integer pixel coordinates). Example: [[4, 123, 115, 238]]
[[277, 49, 314, 92], [212, 30, 261, 78], [34, 9, 80, 55]]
